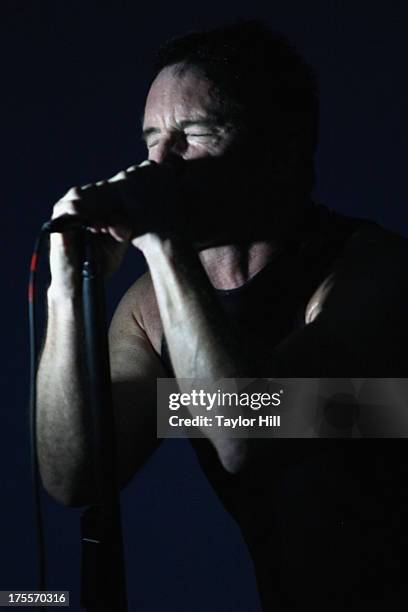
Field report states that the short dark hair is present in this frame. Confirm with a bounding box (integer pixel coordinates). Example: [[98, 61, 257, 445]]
[[153, 20, 319, 191]]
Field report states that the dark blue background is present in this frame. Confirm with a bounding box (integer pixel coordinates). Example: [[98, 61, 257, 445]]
[[2, 1, 407, 610]]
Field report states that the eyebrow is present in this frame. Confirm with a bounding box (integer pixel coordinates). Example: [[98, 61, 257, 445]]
[[141, 119, 219, 142], [141, 127, 161, 142]]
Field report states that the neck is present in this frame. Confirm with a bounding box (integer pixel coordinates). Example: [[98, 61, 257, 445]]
[[198, 240, 280, 290]]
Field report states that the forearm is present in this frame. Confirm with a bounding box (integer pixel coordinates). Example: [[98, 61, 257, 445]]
[[143, 236, 239, 379], [36, 290, 94, 506], [141, 235, 247, 471]]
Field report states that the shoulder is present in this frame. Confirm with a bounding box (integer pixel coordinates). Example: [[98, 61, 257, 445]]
[[305, 211, 407, 310], [307, 215, 408, 314], [306, 217, 408, 373], [339, 218, 408, 261], [305, 216, 408, 376], [109, 271, 163, 355], [329, 219, 408, 301], [309, 206, 408, 270]]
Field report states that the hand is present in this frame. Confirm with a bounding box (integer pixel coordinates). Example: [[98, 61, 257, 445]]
[[48, 161, 155, 297]]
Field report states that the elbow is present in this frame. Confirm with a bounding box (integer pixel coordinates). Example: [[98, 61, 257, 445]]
[[40, 473, 96, 508], [38, 448, 98, 507], [44, 485, 94, 508], [217, 439, 248, 474]]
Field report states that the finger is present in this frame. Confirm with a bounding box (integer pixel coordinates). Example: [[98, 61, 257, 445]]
[[107, 170, 127, 184], [107, 226, 132, 242], [60, 186, 82, 201], [78, 182, 100, 194], [50, 203, 79, 247], [51, 197, 81, 220], [126, 160, 154, 172]]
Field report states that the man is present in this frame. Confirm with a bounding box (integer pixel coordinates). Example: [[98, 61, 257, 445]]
[[37, 21, 408, 610]]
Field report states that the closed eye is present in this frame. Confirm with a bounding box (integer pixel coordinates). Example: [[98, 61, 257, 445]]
[[186, 133, 218, 141]]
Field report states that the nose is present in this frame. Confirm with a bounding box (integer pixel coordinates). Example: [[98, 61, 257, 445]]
[[149, 134, 187, 164]]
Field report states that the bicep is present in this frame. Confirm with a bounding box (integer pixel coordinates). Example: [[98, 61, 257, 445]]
[[109, 287, 167, 488]]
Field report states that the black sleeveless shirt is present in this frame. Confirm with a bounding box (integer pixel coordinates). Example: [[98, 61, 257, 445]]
[[158, 206, 408, 609]]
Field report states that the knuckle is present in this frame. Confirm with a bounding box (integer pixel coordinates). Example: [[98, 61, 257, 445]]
[[64, 186, 81, 199], [108, 170, 127, 184], [52, 199, 79, 219], [79, 182, 97, 193]]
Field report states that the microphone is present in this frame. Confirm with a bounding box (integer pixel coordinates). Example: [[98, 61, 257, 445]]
[[41, 214, 90, 234], [39, 156, 263, 240], [40, 162, 178, 236]]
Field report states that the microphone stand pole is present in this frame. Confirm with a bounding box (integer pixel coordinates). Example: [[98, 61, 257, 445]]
[[79, 231, 128, 611]]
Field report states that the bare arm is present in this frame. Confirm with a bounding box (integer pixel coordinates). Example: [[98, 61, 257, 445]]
[[37, 288, 91, 506], [37, 274, 166, 506], [134, 226, 408, 470], [38, 165, 408, 494], [36, 181, 166, 507], [135, 234, 250, 473]]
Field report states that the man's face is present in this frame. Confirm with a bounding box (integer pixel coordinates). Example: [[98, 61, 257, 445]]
[[142, 64, 239, 163]]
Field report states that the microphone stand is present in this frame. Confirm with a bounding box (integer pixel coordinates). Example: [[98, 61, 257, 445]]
[[80, 231, 128, 611]]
